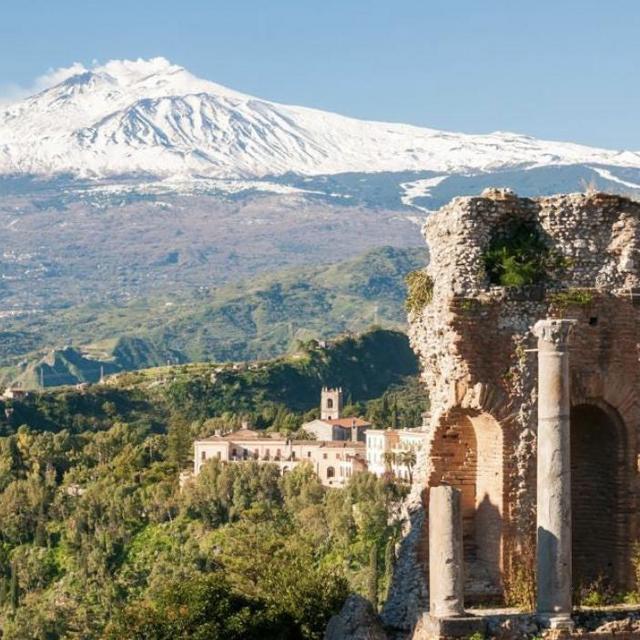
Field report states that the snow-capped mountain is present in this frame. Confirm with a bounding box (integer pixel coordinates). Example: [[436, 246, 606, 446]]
[[2, 57, 640, 180]]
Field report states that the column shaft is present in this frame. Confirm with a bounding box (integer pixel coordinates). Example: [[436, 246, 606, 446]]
[[533, 318, 575, 629], [429, 485, 464, 618]]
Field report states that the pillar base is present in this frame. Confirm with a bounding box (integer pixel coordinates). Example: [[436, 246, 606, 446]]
[[420, 613, 486, 639], [537, 612, 574, 631]]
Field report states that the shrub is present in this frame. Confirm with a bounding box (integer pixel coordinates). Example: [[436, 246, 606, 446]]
[[405, 270, 433, 313], [482, 221, 550, 287], [576, 575, 615, 607], [504, 543, 535, 610]]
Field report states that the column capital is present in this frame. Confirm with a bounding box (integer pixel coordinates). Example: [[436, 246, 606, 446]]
[[532, 318, 576, 348]]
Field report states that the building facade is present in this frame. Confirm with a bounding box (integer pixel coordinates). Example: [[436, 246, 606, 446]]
[[193, 428, 366, 487], [366, 428, 427, 481]]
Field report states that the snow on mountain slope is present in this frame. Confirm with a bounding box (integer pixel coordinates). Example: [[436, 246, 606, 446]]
[[2, 56, 640, 180]]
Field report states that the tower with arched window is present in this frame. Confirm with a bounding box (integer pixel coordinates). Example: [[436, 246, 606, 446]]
[[321, 387, 343, 420]]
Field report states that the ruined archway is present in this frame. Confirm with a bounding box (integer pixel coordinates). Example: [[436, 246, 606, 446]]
[[570, 402, 631, 594], [429, 412, 504, 601]]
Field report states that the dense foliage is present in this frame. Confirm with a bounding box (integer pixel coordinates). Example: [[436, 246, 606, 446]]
[[0, 408, 406, 639], [0, 329, 425, 638]]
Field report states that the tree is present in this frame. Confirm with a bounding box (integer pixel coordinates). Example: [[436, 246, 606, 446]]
[[399, 449, 417, 484], [383, 536, 395, 600], [368, 545, 378, 610], [167, 416, 192, 469], [382, 451, 396, 474], [10, 562, 19, 611], [390, 399, 398, 429], [104, 572, 298, 640], [215, 511, 348, 639]]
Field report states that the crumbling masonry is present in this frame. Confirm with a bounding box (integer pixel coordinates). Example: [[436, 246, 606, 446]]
[[404, 189, 640, 618]]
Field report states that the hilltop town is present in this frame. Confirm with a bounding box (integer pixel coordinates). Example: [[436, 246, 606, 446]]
[[187, 387, 427, 488]]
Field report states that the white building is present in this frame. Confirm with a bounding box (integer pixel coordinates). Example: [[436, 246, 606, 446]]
[[187, 389, 427, 489], [365, 428, 427, 482], [1, 387, 28, 400], [192, 428, 366, 487]]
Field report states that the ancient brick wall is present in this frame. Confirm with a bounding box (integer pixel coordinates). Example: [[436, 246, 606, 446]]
[[408, 190, 640, 605]]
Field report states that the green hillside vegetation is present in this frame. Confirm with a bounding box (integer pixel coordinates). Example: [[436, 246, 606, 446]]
[[0, 328, 428, 639], [4, 329, 426, 437], [0, 246, 427, 388]]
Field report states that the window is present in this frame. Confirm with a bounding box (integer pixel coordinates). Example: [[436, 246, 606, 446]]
[[307, 451, 312, 458], [327, 398, 334, 408], [327, 466, 335, 479], [276, 448, 281, 460], [232, 448, 237, 458], [243, 449, 248, 460], [291, 451, 296, 460], [323, 453, 328, 460], [254, 449, 259, 460], [217, 451, 221, 459], [201, 451, 206, 461]]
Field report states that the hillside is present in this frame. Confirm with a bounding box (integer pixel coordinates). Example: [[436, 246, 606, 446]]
[[0, 246, 426, 388], [0, 326, 425, 639], [1, 327, 424, 434]]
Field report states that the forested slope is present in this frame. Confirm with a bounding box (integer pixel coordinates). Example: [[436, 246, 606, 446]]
[[0, 328, 428, 639]]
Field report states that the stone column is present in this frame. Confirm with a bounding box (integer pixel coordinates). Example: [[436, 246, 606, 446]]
[[429, 485, 464, 618], [533, 318, 576, 630]]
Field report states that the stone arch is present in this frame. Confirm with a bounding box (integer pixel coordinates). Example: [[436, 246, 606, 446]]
[[570, 400, 633, 592], [428, 411, 505, 601]]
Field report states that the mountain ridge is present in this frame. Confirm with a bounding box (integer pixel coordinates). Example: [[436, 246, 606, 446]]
[[3, 56, 640, 180]]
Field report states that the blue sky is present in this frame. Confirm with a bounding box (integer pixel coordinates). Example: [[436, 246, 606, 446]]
[[2, 0, 639, 149]]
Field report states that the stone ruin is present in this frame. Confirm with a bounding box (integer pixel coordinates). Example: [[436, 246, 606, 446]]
[[329, 189, 640, 639]]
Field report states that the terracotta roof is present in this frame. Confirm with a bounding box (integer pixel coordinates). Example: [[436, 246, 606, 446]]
[[321, 441, 365, 449], [197, 429, 287, 443], [326, 418, 371, 428]]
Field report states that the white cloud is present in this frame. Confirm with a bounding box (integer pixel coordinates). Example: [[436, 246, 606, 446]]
[[0, 58, 180, 106], [0, 62, 88, 105]]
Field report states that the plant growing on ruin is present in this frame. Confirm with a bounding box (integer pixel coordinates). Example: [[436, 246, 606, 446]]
[[405, 269, 433, 312], [548, 288, 593, 309], [405, 270, 434, 312], [577, 575, 615, 607], [482, 221, 550, 287], [514, 343, 527, 366], [632, 542, 640, 588], [459, 299, 478, 313], [504, 543, 536, 610]]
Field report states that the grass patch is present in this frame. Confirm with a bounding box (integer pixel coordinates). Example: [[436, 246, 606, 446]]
[[405, 270, 433, 313], [548, 288, 593, 308]]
